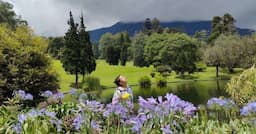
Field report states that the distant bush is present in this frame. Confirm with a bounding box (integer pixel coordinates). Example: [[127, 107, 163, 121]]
[[196, 61, 207, 72], [150, 72, 156, 78], [139, 76, 151, 89], [226, 66, 256, 106], [82, 76, 101, 91], [156, 65, 172, 74], [156, 77, 167, 88]]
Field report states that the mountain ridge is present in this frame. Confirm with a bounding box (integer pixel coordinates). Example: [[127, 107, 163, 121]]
[[89, 20, 255, 42]]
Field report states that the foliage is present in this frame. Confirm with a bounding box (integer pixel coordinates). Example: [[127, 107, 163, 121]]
[[138, 76, 151, 89], [61, 12, 96, 87], [99, 32, 131, 65], [0, 0, 27, 28], [156, 76, 167, 88], [196, 61, 207, 72], [144, 33, 199, 76], [47, 37, 65, 59], [0, 24, 58, 104], [226, 66, 256, 106], [82, 76, 101, 91], [132, 32, 149, 67], [208, 13, 236, 42]]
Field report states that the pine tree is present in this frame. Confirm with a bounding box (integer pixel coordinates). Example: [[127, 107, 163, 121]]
[[78, 14, 96, 81], [62, 11, 80, 88]]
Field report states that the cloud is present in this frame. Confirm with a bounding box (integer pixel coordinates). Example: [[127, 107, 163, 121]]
[[5, 0, 256, 36]]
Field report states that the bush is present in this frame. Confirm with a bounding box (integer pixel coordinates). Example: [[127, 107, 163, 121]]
[[196, 61, 207, 72], [150, 72, 156, 78], [226, 66, 256, 106], [156, 65, 172, 74], [82, 76, 101, 91], [156, 77, 167, 88], [138, 76, 151, 89], [0, 25, 59, 104]]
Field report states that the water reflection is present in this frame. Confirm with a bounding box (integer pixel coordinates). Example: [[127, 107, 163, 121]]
[[97, 80, 229, 105]]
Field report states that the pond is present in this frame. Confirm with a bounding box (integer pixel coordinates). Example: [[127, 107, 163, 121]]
[[95, 80, 229, 105]]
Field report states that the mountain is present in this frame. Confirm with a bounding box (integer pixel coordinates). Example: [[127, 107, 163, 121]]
[[89, 20, 255, 42]]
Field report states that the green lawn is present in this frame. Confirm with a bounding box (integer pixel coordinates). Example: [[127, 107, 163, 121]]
[[51, 59, 242, 92]]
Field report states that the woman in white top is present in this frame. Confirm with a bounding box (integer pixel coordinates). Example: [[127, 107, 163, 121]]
[[112, 75, 133, 104]]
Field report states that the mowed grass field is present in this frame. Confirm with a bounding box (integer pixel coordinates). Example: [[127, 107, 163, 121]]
[[51, 59, 243, 92]]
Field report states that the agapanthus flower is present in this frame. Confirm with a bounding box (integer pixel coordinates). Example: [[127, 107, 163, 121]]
[[84, 100, 104, 112], [161, 125, 172, 134], [44, 111, 56, 118], [91, 120, 101, 130], [207, 97, 235, 109], [28, 109, 39, 118], [18, 114, 27, 124], [103, 103, 128, 119], [53, 92, 65, 100], [241, 102, 256, 116], [127, 114, 147, 133], [41, 90, 53, 98], [13, 123, 22, 134], [25, 93, 33, 100], [72, 114, 83, 130], [69, 88, 77, 95]]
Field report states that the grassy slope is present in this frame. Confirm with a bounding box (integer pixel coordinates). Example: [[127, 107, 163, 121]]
[[52, 59, 242, 92]]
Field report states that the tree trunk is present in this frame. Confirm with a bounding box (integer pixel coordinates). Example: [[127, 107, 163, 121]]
[[216, 65, 219, 78], [75, 70, 79, 88]]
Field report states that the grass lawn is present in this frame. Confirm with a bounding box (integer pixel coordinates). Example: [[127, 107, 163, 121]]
[[51, 59, 243, 92]]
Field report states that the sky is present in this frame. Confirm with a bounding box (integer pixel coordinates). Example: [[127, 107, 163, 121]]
[[5, 0, 256, 37]]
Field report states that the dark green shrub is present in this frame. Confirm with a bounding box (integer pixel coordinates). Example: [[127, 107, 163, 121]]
[[156, 77, 167, 88], [196, 61, 207, 72], [139, 76, 151, 89], [156, 65, 172, 74], [162, 72, 170, 78], [150, 72, 156, 78], [82, 76, 101, 91]]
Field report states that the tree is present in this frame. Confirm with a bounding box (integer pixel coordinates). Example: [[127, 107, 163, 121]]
[[132, 32, 149, 67], [0, 25, 58, 104], [78, 15, 96, 81], [143, 18, 152, 35], [119, 32, 130, 66], [47, 37, 65, 59], [208, 13, 237, 43], [62, 11, 80, 87], [203, 44, 223, 77], [144, 33, 199, 77], [0, 0, 27, 28], [152, 18, 163, 33]]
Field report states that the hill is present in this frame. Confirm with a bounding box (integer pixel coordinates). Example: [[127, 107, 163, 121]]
[[89, 20, 255, 42]]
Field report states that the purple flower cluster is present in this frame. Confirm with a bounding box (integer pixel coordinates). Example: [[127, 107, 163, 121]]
[[103, 103, 129, 119], [84, 100, 104, 112], [161, 124, 173, 134], [138, 93, 197, 118], [91, 120, 101, 130], [240, 102, 256, 116], [207, 97, 235, 109], [13, 109, 61, 133], [126, 114, 147, 133], [14, 90, 33, 100], [72, 114, 84, 130], [41, 90, 53, 98]]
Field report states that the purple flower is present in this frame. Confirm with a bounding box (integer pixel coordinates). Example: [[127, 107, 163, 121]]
[[44, 111, 56, 118], [84, 100, 104, 112], [69, 88, 77, 95], [18, 114, 27, 124], [25, 93, 33, 100], [72, 114, 83, 130], [128, 114, 147, 133], [207, 97, 235, 109], [41, 90, 53, 98], [13, 123, 22, 134], [241, 102, 256, 116], [103, 103, 128, 118], [91, 120, 100, 130], [17, 90, 26, 99], [161, 125, 172, 134], [53, 92, 65, 100], [28, 109, 39, 118]]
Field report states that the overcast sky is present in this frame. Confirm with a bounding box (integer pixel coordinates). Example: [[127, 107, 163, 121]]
[[5, 0, 256, 37]]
